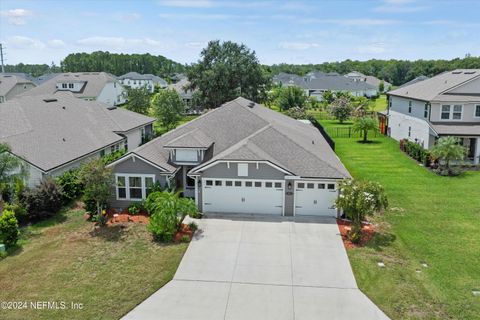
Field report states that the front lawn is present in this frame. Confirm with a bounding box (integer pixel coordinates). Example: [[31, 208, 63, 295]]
[[369, 94, 388, 112], [329, 133, 480, 319], [0, 207, 187, 320]]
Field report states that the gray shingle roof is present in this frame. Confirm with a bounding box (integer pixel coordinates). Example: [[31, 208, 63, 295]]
[[168, 78, 193, 99], [129, 97, 350, 179], [118, 72, 168, 86], [0, 74, 36, 96], [21, 72, 120, 99], [397, 75, 429, 88], [431, 123, 480, 136], [273, 72, 376, 91], [0, 92, 154, 171], [164, 129, 213, 149], [388, 70, 480, 101]]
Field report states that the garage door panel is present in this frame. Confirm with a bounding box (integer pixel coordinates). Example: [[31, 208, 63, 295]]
[[294, 181, 338, 217], [203, 179, 284, 215]]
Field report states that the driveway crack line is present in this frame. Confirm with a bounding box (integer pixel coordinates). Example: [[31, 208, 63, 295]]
[[289, 221, 296, 320]]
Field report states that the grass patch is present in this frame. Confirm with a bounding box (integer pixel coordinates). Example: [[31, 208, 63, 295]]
[[369, 94, 388, 112], [0, 208, 187, 320], [326, 131, 480, 319]]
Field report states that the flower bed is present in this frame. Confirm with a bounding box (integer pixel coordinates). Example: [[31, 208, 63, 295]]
[[105, 208, 149, 225], [336, 219, 375, 249]]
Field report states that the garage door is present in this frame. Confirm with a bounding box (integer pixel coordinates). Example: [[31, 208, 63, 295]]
[[294, 181, 338, 216], [202, 179, 284, 215]]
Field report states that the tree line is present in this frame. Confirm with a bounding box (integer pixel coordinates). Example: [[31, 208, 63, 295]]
[[4, 51, 186, 79], [265, 55, 480, 86]]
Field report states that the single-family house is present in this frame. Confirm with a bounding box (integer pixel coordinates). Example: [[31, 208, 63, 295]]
[[387, 69, 480, 164], [168, 77, 198, 110], [397, 75, 429, 88], [273, 71, 378, 100], [21, 72, 127, 106], [0, 92, 155, 187], [0, 74, 36, 103], [345, 71, 391, 92], [118, 72, 168, 93], [108, 97, 350, 217]]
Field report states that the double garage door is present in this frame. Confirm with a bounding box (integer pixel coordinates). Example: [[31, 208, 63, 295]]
[[202, 178, 338, 217], [202, 179, 284, 215]]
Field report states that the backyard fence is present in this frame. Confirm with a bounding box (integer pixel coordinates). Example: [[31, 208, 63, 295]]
[[324, 126, 379, 139]]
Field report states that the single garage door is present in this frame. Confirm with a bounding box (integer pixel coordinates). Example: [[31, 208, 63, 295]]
[[294, 181, 338, 217], [202, 179, 284, 215]]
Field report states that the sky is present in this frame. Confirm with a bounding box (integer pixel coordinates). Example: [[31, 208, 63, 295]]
[[1, 0, 479, 66]]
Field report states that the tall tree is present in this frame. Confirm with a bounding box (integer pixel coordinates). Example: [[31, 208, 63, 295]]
[[276, 86, 307, 110], [125, 87, 151, 115], [0, 143, 27, 206], [352, 116, 379, 143], [152, 89, 185, 131], [330, 97, 353, 123], [187, 40, 269, 108]]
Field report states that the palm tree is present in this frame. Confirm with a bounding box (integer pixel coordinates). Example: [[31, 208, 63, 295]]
[[352, 116, 379, 143], [430, 137, 467, 172], [0, 143, 27, 207]]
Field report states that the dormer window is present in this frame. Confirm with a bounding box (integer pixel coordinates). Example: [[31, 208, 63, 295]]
[[68, 83, 74, 89], [62, 83, 67, 89]]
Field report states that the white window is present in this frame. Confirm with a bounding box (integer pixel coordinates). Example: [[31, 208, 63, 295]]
[[441, 105, 451, 119], [452, 105, 462, 120], [408, 126, 411, 137], [115, 174, 155, 200], [62, 83, 67, 89], [68, 83, 74, 89], [476, 105, 480, 118], [238, 163, 248, 177], [424, 104, 428, 118]]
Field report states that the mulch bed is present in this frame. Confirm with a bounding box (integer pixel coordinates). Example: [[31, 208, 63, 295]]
[[336, 219, 376, 249], [105, 208, 150, 225]]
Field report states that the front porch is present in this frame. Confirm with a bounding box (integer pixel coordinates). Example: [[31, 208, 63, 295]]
[[458, 136, 480, 164]]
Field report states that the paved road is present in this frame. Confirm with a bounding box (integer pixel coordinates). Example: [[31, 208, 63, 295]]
[[123, 215, 389, 320]]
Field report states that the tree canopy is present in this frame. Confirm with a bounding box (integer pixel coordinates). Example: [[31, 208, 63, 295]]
[[187, 40, 270, 108], [152, 89, 185, 131], [0, 143, 27, 203], [125, 87, 151, 115]]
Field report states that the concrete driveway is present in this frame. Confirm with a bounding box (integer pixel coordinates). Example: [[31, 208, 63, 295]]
[[123, 215, 389, 320]]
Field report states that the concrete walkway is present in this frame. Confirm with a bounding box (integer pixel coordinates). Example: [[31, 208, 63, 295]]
[[123, 215, 389, 320]]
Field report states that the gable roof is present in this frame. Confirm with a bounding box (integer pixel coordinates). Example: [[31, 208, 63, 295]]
[[118, 72, 168, 85], [273, 72, 376, 92], [388, 69, 480, 101], [168, 78, 193, 99], [20, 72, 121, 99], [0, 92, 154, 172], [0, 74, 36, 97], [126, 97, 350, 179]]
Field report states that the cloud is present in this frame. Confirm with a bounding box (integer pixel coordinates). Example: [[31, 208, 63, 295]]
[[184, 41, 207, 48], [0, 8, 33, 25], [158, 0, 213, 7], [159, 13, 236, 20], [117, 13, 141, 22], [279, 42, 320, 50], [48, 39, 66, 48], [373, 0, 427, 13], [76, 36, 165, 49], [301, 18, 400, 26], [157, 0, 270, 8], [356, 43, 387, 54], [7, 36, 45, 49]]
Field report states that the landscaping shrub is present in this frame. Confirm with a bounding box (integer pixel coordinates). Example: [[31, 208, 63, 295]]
[[101, 149, 127, 165], [21, 178, 63, 221], [400, 139, 431, 167], [0, 209, 19, 248], [180, 235, 190, 243], [3, 202, 28, 225], [348, 224, 362, 244], [56, 169, 83, 204], [188, 221, 198, 232], [146, 191, 199, 242], [284, 106, 307, 119], [128, 202, 144, 215]]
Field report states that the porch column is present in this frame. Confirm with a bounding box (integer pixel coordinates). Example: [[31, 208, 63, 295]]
[[194, 177, 198, 207], [475, 138, 480, 165]]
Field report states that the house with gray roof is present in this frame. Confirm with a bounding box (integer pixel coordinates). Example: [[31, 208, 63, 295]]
[[0, 92, 155, 187], [118, 72, 168, 93], [0, 74, 36, 103], [387, 69, 480, 164], [345, 71, 391, 92], [273, 71, 378, 100], [21, 72, 127, 107], [108, 97, 350, 217]]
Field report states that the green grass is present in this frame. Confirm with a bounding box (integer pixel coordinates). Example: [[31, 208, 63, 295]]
[[369, 94, 388, 112], [0, 207, 187, 320], [327, 132, 480, 319]]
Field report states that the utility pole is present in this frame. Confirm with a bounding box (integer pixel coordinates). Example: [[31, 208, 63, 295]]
[[0, 43, 4, 73]]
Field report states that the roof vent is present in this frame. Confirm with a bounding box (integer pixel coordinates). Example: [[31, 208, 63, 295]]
[[247, 102, 255, 108], [43, 98, 58, 103], [464, 71, 476, 74], [62, 106, 66, 110], [452, 71, 462, 74], [107, 106, 117, 110], [62, 138, 66, 142], [312, 140, 315, 144]]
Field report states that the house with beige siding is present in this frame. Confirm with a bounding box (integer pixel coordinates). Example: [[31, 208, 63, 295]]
[[387, 69, 480, 164], [0, 92, 154, 187]]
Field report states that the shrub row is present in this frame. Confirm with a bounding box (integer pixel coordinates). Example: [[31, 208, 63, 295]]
[[399, 139, 432, 167]]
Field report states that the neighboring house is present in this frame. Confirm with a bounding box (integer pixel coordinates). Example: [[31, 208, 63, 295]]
[[21, 72, 127, 106], [0, 74, 36, 103], [168, 77, 197, 109], [345, 71, 392, 92], [118, 72, 168, 93], [387, 69, 480, 164], [108, 97, 350, 217], [273, 71, 378, 100], [0, 92, 154, 187]]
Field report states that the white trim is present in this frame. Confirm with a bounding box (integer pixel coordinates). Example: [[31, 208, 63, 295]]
[[190, 160, 293, 176], [439, 104, 464, 121], [293, 180, 339, 217], [107, 153, 170, 173], [115, 173, 155, 201]]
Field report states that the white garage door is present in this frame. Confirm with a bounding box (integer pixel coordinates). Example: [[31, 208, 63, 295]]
[[294, 181, 338, 217], [202, 179, 284, 215]]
